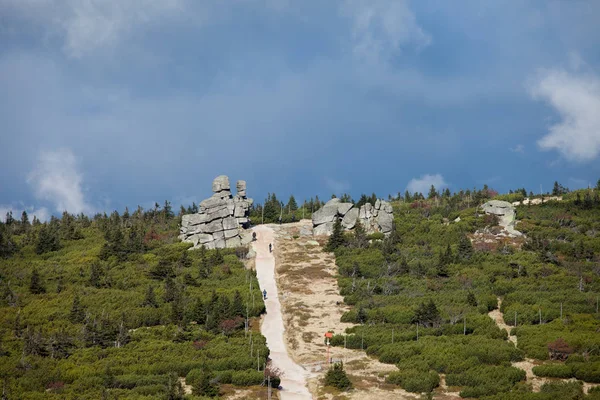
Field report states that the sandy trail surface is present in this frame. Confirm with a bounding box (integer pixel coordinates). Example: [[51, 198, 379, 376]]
[[253, 225, 312, 400], [271, 221, 433, 399]]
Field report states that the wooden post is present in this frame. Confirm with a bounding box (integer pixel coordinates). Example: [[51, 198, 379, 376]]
[[560, 302, 563, 319], [539, 308, 542, 324], [361, 333, 364, 350], [514, 311, 517, 327], [416, 323, 419, 341], [463, 316, 466, 335]]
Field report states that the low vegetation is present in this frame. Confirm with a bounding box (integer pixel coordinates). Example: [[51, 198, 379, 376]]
[[327, 185, 600, 398], [0, 204, 271, 399]]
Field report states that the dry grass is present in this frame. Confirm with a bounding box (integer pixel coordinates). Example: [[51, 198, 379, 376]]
[[302, 331, 318, 343]]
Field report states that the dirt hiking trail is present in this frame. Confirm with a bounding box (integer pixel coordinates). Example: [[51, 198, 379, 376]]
[[253, 225, 312, 399], [271, 221, 438, 400]]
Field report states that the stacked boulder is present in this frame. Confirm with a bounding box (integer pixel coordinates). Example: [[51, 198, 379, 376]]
[[480, 200, 522, 237], [312, 198, 394, 236], [179, 175, 253, 249]]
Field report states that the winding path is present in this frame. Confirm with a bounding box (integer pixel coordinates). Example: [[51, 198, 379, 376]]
[[252, 225, 312, 399]]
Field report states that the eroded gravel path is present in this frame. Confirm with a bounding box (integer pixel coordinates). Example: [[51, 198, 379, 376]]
[[253, 225, 312, 399]]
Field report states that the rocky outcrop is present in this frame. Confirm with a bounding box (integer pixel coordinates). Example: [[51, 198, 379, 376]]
[[480, 200, 522, 237], [312, 198, 394, 236], [180, 176, 253, 249]]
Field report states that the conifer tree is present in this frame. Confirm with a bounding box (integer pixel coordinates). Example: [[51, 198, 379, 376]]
[[35, 223, 61, 254], [325, 218, 345, 252], [457, 235, 474, 260], [191, 298, 206, 324], [467, 291, 477, 307], [286, 195, 298, 212], [353, 219, 367, 249], [163, 278, 177, 303], [413, 299, 441, 328], [324, 362, 352, 390], [231, 290, 244, 317], [29, 268, 46, 294], [142, 286, 158, 308], [178, 251, 192, 269], [20, 211, 30, 227], [194, 368, 219, 397], [428, 185, 438, 199], [89, 262, 105, 288], [69, 294, 86, 323]]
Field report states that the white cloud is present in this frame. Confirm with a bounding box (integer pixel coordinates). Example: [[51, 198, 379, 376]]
[[27, 149, 94, 215], [529, 68, 600, 162], [0, 205, 50, 223], [510, 144, 525, 153], [2, 0, 185, 57], [341, 0, 431, 64], [406, 173, 447, 195]]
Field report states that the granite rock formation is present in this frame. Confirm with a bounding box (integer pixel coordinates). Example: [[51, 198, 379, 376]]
[[480, 200, 522, 237], [312, 198, 394, 236], [180, 176, 253, 249]]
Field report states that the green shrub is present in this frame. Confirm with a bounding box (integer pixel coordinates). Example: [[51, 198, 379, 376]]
[[386, 369, 439, 393], [231, 370, 264, 386], [532, 364, 573, 378], [324, 362, 352, 391]]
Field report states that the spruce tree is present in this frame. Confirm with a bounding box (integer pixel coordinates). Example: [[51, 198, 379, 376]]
[[35, 223, 61, 254], [163, 278, 177, 303], [286, 195, 298, 212], [436, 251, 449, 277], [467, 291, 477, 307], [428, 185, 438, 199], [353, 219, 367, 249], [457, 235, 474, 260], [191, 298, 206, 324], [142, 286, 158, 308], [89, 262, 105, 288], [194, 369, 219, 397], [170, 291, 184, 326], [69, 294, 86, 323], [231, 290, 244, 317], [324, 362, 352, 390], [29, 268, 46, 294], [178, 251, 192, 269], [326, 217, 345, 252]]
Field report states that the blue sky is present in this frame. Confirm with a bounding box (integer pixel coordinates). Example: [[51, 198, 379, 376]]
[[1, 0, 599, 220]]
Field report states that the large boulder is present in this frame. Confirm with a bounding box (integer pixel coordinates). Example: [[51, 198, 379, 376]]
[[377, 211, 394, 233], [312, 198, 394, 236], [236, 180, 247, 197], [314, 222, 334, 236], [212, 175, 230, 193], [312, 202, 339, 225], [342, 208, 359, 229], [337, 203, 354, 215], [480, 200, 522, 237]]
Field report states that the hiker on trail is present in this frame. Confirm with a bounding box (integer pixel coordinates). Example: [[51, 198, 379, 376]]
[[278, 216, 282, 225], [269, 243, 272, 253], [252, 232, 257, 241], [263, 289, 267, 300]]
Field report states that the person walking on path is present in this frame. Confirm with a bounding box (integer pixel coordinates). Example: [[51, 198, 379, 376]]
[[269, 243, 272, 253], [263, 289, 267, 300]]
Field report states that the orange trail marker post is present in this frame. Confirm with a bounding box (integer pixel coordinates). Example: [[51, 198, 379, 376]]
[[325, 332, 333, 365]]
